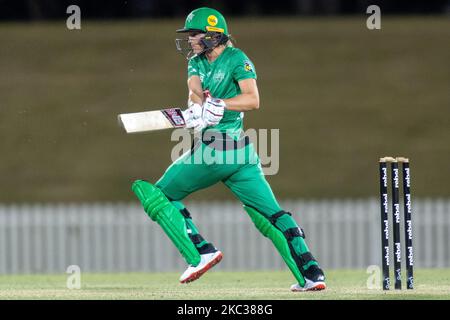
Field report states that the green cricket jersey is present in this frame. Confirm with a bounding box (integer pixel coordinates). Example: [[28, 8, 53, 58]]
[[187, 46, 257, 137]]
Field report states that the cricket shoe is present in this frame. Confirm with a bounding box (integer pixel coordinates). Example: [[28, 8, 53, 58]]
[[179, 250, 223, 284], [290, 265, 326, 292]]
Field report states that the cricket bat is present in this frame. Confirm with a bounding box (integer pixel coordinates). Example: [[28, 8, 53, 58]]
[[118, 108, 186, 133]]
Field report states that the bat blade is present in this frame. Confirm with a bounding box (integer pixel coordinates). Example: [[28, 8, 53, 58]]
[[118, 108, 186, 133]]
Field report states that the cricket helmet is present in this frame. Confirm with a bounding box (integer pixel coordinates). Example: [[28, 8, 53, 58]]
[[175, 7, 230, 60], [176, 7, 228, 36]]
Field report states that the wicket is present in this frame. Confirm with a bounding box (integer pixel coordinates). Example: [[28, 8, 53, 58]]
[[379, 156, 414, 290]]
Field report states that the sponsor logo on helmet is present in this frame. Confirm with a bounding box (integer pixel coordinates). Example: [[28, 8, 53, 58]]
[[205, 26, 224, 33], [207, 15, 218, 26]]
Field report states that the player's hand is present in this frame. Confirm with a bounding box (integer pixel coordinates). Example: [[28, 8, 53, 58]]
[[182, 102, 203, 122], [202, 97, 226, 126], [185, 115, 206, 131], [183, 101, 205, 130], [188, 118, 207, 132]]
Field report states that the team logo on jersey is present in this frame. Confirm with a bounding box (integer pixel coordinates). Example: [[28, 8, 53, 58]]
[[244, 60, 254, 72], [207, 15, 218, 26], [213, 70, 225, 82]]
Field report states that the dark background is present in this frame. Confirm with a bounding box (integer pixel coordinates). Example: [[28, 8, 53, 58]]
[[1, 0, 449, 20]]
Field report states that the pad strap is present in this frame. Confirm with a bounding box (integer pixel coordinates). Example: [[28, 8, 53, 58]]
[[268, 210, 291, 224], [189, 233, 216, 254], [189, 234, 205, 245], [180, 208, 192, 219], [283, 227, 305, 241], [197, 243, 217, 254], [269, 211, 305, 240], [300, 252, 316, 265]]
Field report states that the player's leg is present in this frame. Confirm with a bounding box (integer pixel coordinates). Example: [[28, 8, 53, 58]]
[[131, 179, 201, 267], [223, 160, 326, 291], [154, 149, 222, 253], [171, 201, 223, 283], [171, 201, 217, 255], [132, 147, 223, 283]]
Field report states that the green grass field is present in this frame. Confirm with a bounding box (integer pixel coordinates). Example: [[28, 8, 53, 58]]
[[1, 269, 449, 300]]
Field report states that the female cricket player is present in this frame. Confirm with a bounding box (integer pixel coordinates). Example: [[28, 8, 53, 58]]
[[132, 7, 326, 292]]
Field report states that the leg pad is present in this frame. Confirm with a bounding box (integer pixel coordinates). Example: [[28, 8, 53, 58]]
[[132, 180, 201, 266], [244, 205, 305, 287]]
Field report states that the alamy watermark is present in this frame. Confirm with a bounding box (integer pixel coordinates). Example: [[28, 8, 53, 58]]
[[366, 5, 381, 30], [66, 5, 81, 30], [66, 265, 81, 289], [170, 128, 280, 175], [366, 265, 381, 289]]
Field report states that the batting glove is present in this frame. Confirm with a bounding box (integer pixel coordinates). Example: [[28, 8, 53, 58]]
[[182, 101, 202, 121], [202, 97, 226, 126], [182, 101, 204, 129], [190, 118, 207, 132]]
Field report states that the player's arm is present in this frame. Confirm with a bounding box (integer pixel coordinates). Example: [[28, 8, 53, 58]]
[[187, 75, 204, 105], [223, 78, 259, 111], [183, 75, 206, 130], [202, 78, 259, 127]]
